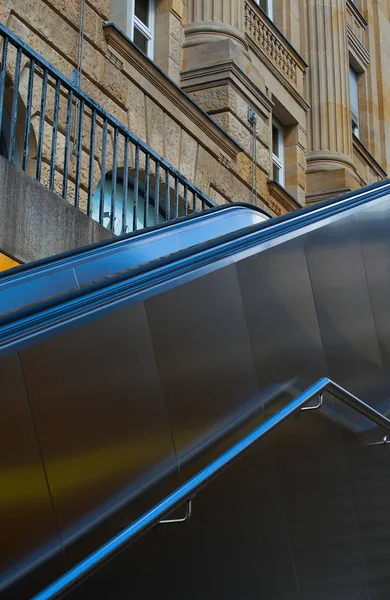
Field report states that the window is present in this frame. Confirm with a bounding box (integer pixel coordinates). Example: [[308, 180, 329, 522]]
[[254, 0, 274, 20], [349, 65, 359, 138], [110, 0, 155, 58], [272, 119, 284, 186], [92, 170, 166, 234]]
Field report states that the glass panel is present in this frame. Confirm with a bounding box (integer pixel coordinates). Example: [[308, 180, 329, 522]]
[[260, 0, 268, 13], [272, 125, 279, 157], [134, 0, 149, 26], [133, 27, 148, 53], [273, 160, 280, 183], [92, 175, 166, 234], [349, 65, 359, 124]]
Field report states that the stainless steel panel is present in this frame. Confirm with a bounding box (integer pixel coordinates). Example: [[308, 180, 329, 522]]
[[19, 302, 178, 566], [0, 353, 63, 599], [145, 264, 261, 469], [303, 215, 388, 422], [236, 235, 327, 414]]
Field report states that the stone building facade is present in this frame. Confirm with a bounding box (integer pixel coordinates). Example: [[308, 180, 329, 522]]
[[0, 0, 388, 265]]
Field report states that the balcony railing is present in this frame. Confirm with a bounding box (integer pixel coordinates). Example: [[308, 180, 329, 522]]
[[244, 0, 306, 92], [0, 23, 215, 236]]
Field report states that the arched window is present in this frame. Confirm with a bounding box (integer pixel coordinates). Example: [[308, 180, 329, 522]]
[[92, 170, 166, 234]]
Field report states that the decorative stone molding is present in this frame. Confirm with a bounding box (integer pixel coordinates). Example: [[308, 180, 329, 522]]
[[244, 0, 306, 91], [267, 179, 302, 212], [346, 0, 369, 68], [353, 135, 387, 185]]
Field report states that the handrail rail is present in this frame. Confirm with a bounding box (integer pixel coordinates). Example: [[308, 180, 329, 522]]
[[31, 377, 390, 600], [0, 23, 216, 235]]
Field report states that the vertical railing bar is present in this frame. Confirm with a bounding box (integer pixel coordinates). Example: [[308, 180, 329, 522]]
[[183, 184, 188, 217], [174, 176, 179, 219], [99, 117, 108, 225], [87, 107, 96, 216], [165, 170, 170, 222], [202, 197, 206, 211], [49, 79, 61, 191], [75, 98, 84, 208], [144, 153, 150, 228], [193, 191, 197, 214], [154, 161, 160, 225], [132, 144, 140, 232], [22, 58, 35, 172], [36, 68, 48, 181], [110, 127, 118, 232], [122, 136, 129, 234], [62, 88, 73, 199], [10, 47, 22, 163], [0, 37, 9, 143]]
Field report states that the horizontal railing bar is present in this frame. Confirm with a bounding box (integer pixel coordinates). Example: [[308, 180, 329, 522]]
[[31, 377, 390, 600], [0, 23, 215, 208]]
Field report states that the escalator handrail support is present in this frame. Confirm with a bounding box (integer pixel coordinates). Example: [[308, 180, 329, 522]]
[[32, 376, 390, 600]]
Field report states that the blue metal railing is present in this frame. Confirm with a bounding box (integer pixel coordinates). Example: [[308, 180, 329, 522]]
[[31, 377, 390, 599], [0, 24, 216, 235]]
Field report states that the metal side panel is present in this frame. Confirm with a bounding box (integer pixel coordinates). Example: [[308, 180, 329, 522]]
[[303, 214, 389, 431], [145, 264, 262, 471], [19, 302, 178, 568], [236, 235, 327, 414], [0, 354, 63, 599]]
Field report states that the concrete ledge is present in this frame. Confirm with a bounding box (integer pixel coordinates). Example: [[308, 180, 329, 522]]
[[0, 156, 113, 264]]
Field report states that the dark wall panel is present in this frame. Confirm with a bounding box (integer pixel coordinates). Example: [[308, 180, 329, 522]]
[[20, 303, 178, 565], [236, 235, 327, 415], [145, 265, 261, 468], [0, 353, 62, 599]]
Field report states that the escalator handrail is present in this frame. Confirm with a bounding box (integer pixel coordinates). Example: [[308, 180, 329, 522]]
[[2, 178, 390, 342], [31, 377, 390, 600]]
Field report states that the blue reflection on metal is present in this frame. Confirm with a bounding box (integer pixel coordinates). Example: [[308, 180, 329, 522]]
[[32, 377, 390, 600]]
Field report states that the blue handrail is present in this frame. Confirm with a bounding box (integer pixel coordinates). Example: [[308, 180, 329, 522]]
[[31, 377, 390, 600]]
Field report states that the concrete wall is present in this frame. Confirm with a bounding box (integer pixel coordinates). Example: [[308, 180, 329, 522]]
[[0, 156, 112, 264]]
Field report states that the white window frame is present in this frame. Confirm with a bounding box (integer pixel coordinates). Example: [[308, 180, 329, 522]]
[[272, 118, 284, 186], [349, 65, 360, 139], [111, 0, 155, 59], [254, 0, 274, 21]]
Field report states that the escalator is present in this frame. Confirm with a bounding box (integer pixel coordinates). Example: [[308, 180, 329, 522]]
[[2, 180, 390, 599]]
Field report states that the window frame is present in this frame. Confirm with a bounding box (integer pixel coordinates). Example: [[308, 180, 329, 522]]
[[111, 0, 156, 59], [272, 118, 285, 187], [349, 64, 360, 139], [253, 0, 274, 21]]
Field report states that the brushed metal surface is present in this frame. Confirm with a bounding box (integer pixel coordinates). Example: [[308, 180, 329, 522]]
[[145, 264, 262, 470], [303, 215, 389, 431], [236, 235, 327, 416], [20, 302, 178, 567], [0, 353, 63, 599]]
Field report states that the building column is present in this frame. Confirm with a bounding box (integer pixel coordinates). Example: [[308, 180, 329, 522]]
[[185, 0, 247, 49], [301, 0, 358, 202]]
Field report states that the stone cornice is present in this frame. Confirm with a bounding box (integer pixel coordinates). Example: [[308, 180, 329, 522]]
[[267, 180, 302, 212], [346, 0, 368, 30], [103, 23, 243, 160], [353, 135, 387, 178], [346, 0, 369, 68]]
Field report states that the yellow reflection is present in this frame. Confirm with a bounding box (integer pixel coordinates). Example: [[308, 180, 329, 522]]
[[0, 252, 20, 271]]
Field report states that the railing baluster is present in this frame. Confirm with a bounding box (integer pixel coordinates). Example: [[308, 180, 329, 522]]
[[193, 191, 197, 214], [87, 108, 96, 216], [36, 68, 48, 182], [75, 98, 84, 208], [132, 144, 140, 232], [0, 37, 9, 144], [99, 117, 108, 225], [165, 171, 170, 222], [183, 184, 188, 217], [62, 88, 73, 200], [122, 136, 129, 234], [10, 47, 22, 163], [154, 161, 160, 225], [143, 152, 150, 228], [111, 127, 118, 232], [22, 58, 35, 172], [174, 176, 179, 219], [49, 79, 61, 192]]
